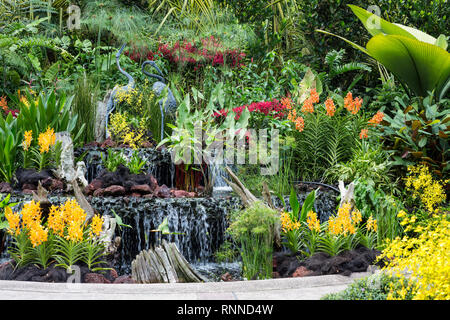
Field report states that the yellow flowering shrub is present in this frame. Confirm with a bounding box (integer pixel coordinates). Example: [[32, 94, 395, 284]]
[[404, 164, 448, 213], [379, 214, 450, 300], [109, 111, 146, 149]]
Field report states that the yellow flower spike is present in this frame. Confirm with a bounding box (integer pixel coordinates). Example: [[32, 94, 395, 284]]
[[22, 130, 33, 151], [4, 207, 21, 236], [90, 214, 104, 238], [28, 220, 48, 247], [21, 200, 42, 229], [38, 127, 56, 153]]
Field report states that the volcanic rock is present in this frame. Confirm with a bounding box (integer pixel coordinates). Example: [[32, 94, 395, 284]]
[[100, 138, 116, 148], [292, 266, 312, 277], [15, 168, 53, 189], [130, 184, 152, 194], [93, 188, 105, 197], [0, 182, 12, 194], [85, 179, 103, 195], [22, 183, 37, 191], [155, 184, 171, 198], [104, 185, 126, 196], [84, 273, 111, 284], [113, 275, 136, 284]]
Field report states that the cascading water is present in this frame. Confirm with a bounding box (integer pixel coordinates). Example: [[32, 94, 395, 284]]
[[87, 196, 242, 274]]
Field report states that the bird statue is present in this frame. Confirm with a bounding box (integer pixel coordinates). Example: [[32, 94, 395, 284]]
[[141, 60, 177, 141], [105, 43, 136, 139]]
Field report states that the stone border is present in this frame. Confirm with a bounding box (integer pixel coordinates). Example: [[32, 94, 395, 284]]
[[0, 272, 373, 300]]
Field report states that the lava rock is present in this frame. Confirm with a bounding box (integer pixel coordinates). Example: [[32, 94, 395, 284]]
[[84, 273, 111, 284], [104, 185, 126, 196], [0, 182, 12, 194], [292, 266, 312, 277], [93, 188, 105, 197], [113, 275, 136, 284], [110, 269, 118, 279], [50, 179, 64, 191], [220, 272, 233, 282], [100, 138, 117, 148], [130, 184, 153, 194], [15, 168, 53, 189], [155, 185, 171, 198], [22, 183, 37, 191], [85, 179, 103, 195]]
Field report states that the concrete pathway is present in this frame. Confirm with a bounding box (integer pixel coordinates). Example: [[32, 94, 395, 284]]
[[0, 272, 371, 300]]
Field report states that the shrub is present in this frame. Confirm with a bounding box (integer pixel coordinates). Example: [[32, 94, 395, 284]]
[[378, 213, 450, 300], [228, 202, 279, 280], [321, 272, 401, 300]]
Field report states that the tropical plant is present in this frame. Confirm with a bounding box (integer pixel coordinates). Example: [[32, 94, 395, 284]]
[[288, 87, 366, 182], [159, 82, 249, 191], [321, 49, 372, 92], [0, 113, 21, 183], [72, 74, 99, 144], [324, 141, 396, 191], [4, 199, 108, 271], [100, 149, 127, 173], [228, 202, 279, 280], [317, 5, 450, 101], [378, 213, 450, 300], [12, 90, 84, 146], [376, 94, 449, 175], [127, 151, 146, 175], [279, 188, 317, 255]]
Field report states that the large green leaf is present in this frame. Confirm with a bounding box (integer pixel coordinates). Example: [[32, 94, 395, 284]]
[[366, 34, 450, 98], [348, 4, 414, 39]]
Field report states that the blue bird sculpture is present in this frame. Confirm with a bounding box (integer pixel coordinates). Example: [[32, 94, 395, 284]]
[[141, 60, 177, 140]]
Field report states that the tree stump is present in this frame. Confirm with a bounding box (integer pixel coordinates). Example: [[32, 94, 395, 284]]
[[131, 240, 207, 283]]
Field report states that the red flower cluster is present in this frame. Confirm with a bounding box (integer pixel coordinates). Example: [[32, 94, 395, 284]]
[[213, 99, 288, 120], [126, 36, 246, 71]]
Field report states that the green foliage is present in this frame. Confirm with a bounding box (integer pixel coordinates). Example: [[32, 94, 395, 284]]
[[213, 240, 239, 263], [0, 113, 21, 183], [292, 99, 364, 182], [228, 202, 279, 280], [321, 272, 394, 300], [318, 5, 450, 100], [13, 90, 84, 145], [100, 149, 127, 172], [71, 74, 99, 144], [324, 141, 395, 190], [321, 49, 371, 92], [127, 151, 146, 175], [316, 230, 347, 256], [378, 94, 449, 175]]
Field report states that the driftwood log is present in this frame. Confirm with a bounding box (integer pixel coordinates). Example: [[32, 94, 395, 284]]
[[222, 166, 281, 247], [131, 240, 207, 283]]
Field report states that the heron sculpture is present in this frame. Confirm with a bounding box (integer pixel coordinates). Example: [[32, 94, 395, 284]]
[[105, 43, 136, 138], [141, 60, 177, 141]]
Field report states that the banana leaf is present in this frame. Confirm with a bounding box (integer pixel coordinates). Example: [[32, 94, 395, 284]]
[[366, 34, 450, 98]]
